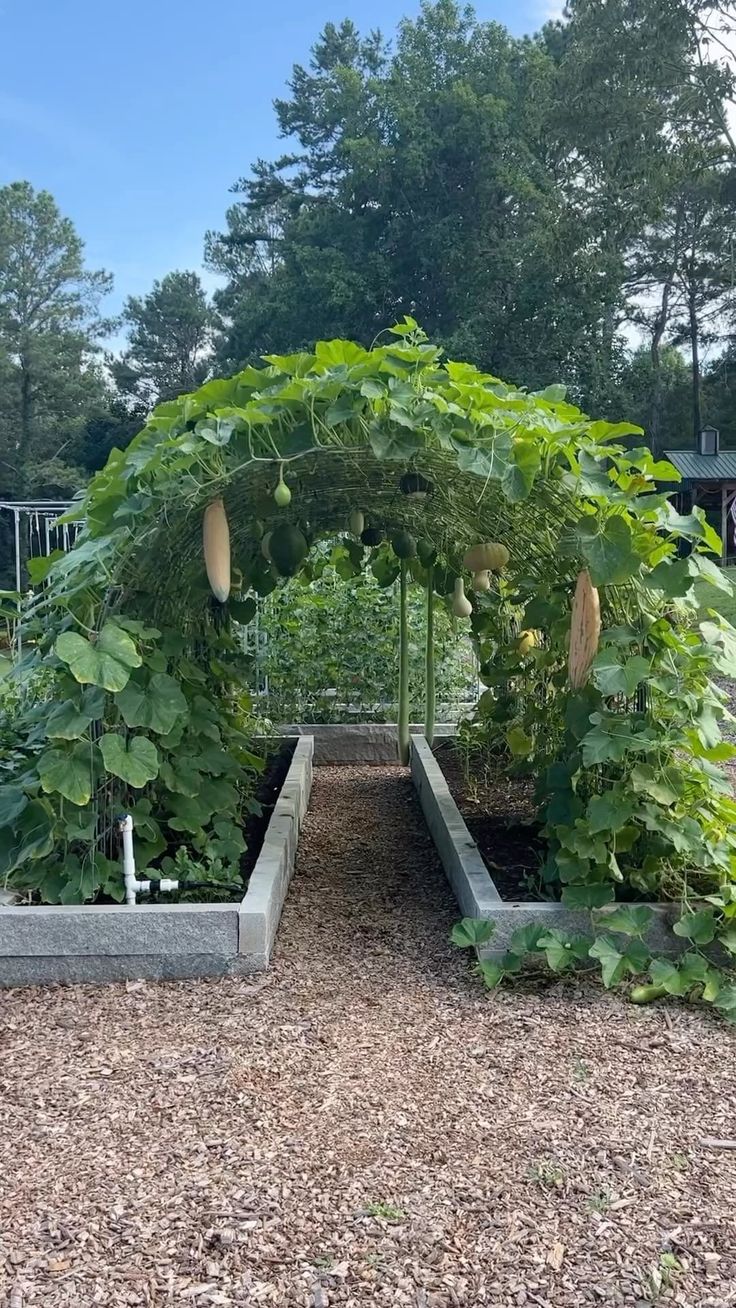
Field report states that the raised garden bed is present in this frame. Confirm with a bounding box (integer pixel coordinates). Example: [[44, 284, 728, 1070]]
[[431, 739, 542, 901], [0, 736, 313, 987], [410, 735, 681, 960]]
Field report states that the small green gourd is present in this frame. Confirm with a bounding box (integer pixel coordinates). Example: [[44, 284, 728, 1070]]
[[274, 464, 291, 507]]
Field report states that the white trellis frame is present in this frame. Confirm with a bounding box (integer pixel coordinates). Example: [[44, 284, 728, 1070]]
[[0, 499, 79, 661]]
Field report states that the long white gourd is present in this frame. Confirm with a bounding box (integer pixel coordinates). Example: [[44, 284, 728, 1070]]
[[568, 569, 600, 688], [203, 498, 231, 603]]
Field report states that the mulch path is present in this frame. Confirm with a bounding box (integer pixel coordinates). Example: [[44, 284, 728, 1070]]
[[2, 765, 736, 1306]]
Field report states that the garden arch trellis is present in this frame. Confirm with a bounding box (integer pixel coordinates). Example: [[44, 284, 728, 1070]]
[[3, 320, 736, 1008]]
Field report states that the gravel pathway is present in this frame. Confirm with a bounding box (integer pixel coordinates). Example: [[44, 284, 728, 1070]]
[[1, 765, 736, 1307]]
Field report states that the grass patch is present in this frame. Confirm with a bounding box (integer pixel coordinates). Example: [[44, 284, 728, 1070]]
[[694, 567, 736, 625]]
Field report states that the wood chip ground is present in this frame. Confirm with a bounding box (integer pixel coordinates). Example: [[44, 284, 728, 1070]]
[[1, 766, 735, 1307]]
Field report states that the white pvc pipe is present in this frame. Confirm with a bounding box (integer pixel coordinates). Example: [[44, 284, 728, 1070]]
[[119, 814, 178, 904]]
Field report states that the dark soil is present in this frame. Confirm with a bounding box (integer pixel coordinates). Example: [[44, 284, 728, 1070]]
[[239, 737, 296, 882], [432, 740, 548, 901]]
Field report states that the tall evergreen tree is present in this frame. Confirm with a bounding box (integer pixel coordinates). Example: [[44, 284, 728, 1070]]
[[0, 181, 112, 496], [114, 270, 214, 404]]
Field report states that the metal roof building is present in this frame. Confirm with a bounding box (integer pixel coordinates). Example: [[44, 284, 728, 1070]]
[[664, 449, 736, 482], [664, 427, 736, 563]]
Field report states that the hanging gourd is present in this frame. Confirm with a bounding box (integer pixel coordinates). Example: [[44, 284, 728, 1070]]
[[398, 558, 410, 765], [517, 630, 538, 655], [424, 562, 436, 746], [452, 577, 473, 618], [392, 530, 417, 560], [361, 525, 383, 547], [349, 510, 365, 538], [202, 498, 230, 603], [269, 523, 308, 577], [399, 471, 433, 501], [416, 538, 437, 569], [273, 463, 291, 507], [471, 569, 491, 592], [568, 569, 601, 688], [261, 531, 273, 561], [463, 541, 510, 573]]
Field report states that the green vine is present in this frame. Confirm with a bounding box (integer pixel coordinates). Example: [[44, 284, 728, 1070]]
[[0, 314, 734, 1019]]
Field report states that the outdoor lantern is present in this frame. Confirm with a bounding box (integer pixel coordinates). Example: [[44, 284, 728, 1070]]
[[399, 470, 434, 500], [700, 425, 720, 456]]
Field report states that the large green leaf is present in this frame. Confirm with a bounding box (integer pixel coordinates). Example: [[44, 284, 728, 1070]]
[[46, 687, 105, 740], [166, 791, 216, 832], [451, 917, 496, 948], [159, 757, 203, 796], [38, 745, 94, 806], [573, 515, 640, 586], [0, 785, 28, 827], [506, 724, 534, 756], [453, 432, 511, 480], [509, 923, 546, 954], [593, 904, 653, 937], [629, 764, 681, 806], [589, 933, 649, 987], [586, 791, 636, 833], [649, 957, 688, 996], [99, 734, 159, 787], [56, 855, 100, 905], [115, 672, 188, 735], [698, 622, 736, 678], [56, 623, 141, 692], [672, 908, 716, 945], [368, 423, 423, 461], [0, 800, 54, 875], [477, 960, 504, 988], [650, 953, 715, 998], [714, 985, 736, 1021], [688, 552, 733, 594], [581, 714, 635, 765], [592, 650, 650, 697], [561, 883, 615, 909], [537, 928, 592, 972], [502, 439, 541, 502], [644, 558, 692, 598]]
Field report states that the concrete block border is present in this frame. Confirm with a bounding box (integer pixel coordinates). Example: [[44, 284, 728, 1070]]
[[410, 734, 681, 958], [0, 735, 314, 987], [281, 722, 457, 764], [238, 734, 313, 969]]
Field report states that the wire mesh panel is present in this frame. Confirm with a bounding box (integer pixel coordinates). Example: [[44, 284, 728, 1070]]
[[0, 500, 80, 660]]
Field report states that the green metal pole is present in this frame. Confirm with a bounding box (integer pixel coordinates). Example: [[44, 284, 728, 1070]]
[[424, 564, 435, 746], [398, 558, 410, 764]]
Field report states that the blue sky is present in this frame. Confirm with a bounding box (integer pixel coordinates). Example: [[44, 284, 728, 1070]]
[[0, 0, 555, 316]]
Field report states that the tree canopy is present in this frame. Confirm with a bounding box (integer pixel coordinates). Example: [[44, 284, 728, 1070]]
[[206, 0, 736, 443]]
